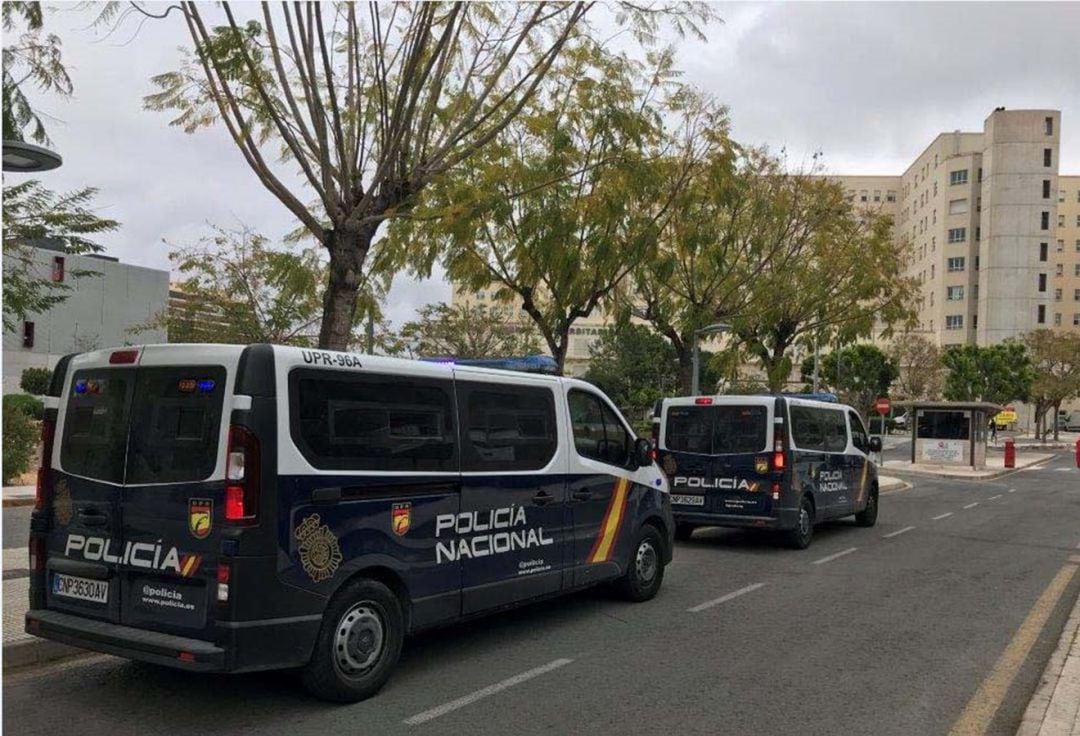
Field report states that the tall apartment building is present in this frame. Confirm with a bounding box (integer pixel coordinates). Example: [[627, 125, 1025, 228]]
[[1054, 175, 1080, 332], [836, 108, 1074, 348]]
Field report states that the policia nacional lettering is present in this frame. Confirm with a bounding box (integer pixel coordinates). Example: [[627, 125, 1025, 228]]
[[434, 505, 553, 564]]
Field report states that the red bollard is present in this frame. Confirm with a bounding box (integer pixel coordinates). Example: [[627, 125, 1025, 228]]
[[1004, 437, 1015, 469]]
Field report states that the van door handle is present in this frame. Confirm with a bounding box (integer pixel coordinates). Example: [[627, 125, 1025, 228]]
[[532, 491, 555, 506], [571, 489, 592, 501], [76, 509, 108, 527]]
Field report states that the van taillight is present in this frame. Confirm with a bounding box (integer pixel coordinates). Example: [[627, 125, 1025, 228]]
[[772, 429, 786, 471], [35, 419, 56, 511], [216, 562, 231, 603], [108, 349, 139, 364], [29, 536, 44, 573], [649, 419, 660, 461], [225, 425, 259, 523]]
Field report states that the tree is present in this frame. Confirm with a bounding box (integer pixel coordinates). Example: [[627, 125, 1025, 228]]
[[2, 1, 72, 144], [584, 322, 679, 419], [123, 2, 711, 350], [387, 44, 693, 373], [1023, 330, 1080, 441], [732, 180, 919, 391], [132, 224, 327, 345], [801, 344, 898, 418], [941, 342, 1035, 407], [2, 403, 38, 485], [887, 332, 943, 401], [399, 302, 540, 359], [19, 366, 51, 395], [2, 181, 119, 332]]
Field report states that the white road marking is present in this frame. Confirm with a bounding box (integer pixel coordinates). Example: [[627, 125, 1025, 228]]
[[1008, 488, 1016, 493], [688, 582, 766, 613], [1055, 467, 1074, 473], [404, 658, 573, 725], [812, 547, 858, 565], [932, 512, 954, 521], [963, 502, 979, 509], [988, 494, 1002, 500], [883, 526, 916, 539]]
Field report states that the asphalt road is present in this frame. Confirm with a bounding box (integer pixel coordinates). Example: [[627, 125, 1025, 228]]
[[4, 452, 1079, 736], [3, 505, 32, 549]]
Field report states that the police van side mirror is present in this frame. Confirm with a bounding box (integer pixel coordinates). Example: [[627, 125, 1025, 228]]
[[869, 436, 883, 453], [633, 438, 652, 468]]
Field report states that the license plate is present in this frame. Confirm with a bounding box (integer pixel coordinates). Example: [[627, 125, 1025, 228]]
[[52, 573, 109, 604], [671, 494, 705, 506]]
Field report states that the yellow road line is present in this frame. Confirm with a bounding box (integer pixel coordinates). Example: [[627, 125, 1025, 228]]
[[949, 562, 1078, 735]]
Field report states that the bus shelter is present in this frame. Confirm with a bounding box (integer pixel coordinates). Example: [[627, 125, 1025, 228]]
[[906, 401, 1002, 470]]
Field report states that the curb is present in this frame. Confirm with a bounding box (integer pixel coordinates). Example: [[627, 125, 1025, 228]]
[[1016, 591, 1080, 735], [2, 498, 35, 508], [3, 636, 88, 673], [879, 480, 911, 495]]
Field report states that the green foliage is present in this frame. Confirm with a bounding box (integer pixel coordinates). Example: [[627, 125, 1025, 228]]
[[801, 344, 899, 417], [2, 180, 119, 332], [4, 393, 44, 421], [941, 342, 1035, 406], [19, 366, 52, 395], [399, 302, 540, 360], [2, 405, 38, 485], [731, 172, 919, 391], [1022, 330, 1080, 439], [888, 332, 943, 400], [130, 224, 328, 346], [584, 322, 680, 418], [2, 1, 73, 144]]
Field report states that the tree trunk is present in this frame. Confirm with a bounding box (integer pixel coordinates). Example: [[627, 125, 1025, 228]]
[[318, 227, 371, 350], [552, 336, 568, 376], [677, 348, 693, 395], [1053, 400, 1062, 441]]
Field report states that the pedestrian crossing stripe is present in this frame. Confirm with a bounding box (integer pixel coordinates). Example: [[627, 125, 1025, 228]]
[[587, 477, 631, 564]]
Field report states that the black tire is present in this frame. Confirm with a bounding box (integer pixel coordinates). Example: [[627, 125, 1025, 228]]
[[856, 486, 879, 527], [785, 496, 815, 550], [674, 522, 696, 541], [615, 525, 665, 602], [301, 578, 405, 703]]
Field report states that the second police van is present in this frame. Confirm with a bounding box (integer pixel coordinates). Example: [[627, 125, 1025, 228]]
[[25, 344, 673, 702], [653, 394, 882, 549]]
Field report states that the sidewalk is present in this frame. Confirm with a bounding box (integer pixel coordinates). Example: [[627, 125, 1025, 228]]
[[1, 548, 84, 671], [1018, 587, 1080, 735], [878, 475, 909, 494], [882, 452, 1053, 480], [2, 485, 36, 508]]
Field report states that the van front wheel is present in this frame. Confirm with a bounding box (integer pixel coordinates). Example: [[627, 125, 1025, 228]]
[[856, 487, 879, 527], [302, 578, 404, 703], [785, 496, 815, 550], [615, 525, 665, 602]]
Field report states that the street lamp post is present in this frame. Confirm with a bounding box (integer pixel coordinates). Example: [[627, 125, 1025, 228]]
[[691, 323, 731, 395], [3, 140, 63, 172]]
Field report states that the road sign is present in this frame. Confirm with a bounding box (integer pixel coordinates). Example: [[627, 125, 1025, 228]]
[[874, 397, 891, 415]]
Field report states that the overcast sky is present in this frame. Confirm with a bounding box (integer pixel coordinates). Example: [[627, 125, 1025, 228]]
[[13, 2, 1080, 328]]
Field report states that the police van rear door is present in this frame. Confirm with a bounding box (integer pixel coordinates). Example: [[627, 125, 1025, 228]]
[[661, 398, 774, 518], [50, 346, 238, 638]]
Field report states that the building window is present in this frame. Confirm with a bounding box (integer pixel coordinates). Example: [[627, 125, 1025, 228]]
[[1059, 214, 1066, 227], [948, 199, 968, 215], [1055, 288, 1062, 302], [51, 256, 65, 283], [1075, 264, 1080, 277], [946, 315, 963, 330], [1054, 313, 1062, 326], [1060, 189, 1066, 203], [978, 168, 983, 182], [973, 284, 979, 299], [949, 170, 968, 186], [977, 196, 982, 212], [873, 190, 881, 202], [22, 321, 35, 348], [1042, 212, 1050, 230], [932, 236, 936, 252], [1058, 264, 1065, 276], [1044, 148, 1052, 167], [860, 190, 868, 202], [930, 291, 935, 306], [931, 264, 936, 279], [947, 257, 965, 272], [1037, 305, 1046, 324], [1059, 240, 1065, 252], [947, 286, 964, 301], [1045, 116, 1054, 135], [975, 255, 980, 270], [1075, 239, 1080, 252], [887, 190, 896, 202], [973, 314, 978, 329], [948, 227, 966, 243], [1038, 273, 1047, 292], [1075, 314, 1080, 327], [1076, 215, 1080, 227], [1040, 242, 1049, 261], [1043, 180, 1052, 199], [1075, 289, 1080, 302], [975, 227, 981, 242]]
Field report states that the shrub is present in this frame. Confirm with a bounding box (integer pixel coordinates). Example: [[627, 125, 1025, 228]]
[[3, 393, 44, 420], [19, 366, 52, 395], [2, 407, 38, 485]]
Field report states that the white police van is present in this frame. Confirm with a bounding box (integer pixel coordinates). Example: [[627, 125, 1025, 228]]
[[26, 344, 673, 701], [653, 394, 881, 549]]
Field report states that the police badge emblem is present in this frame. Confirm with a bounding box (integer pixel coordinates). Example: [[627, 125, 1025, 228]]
[[663, 455, 677, 475], [391, 502, 411, 536], [296, 514, 343, 583], [755, 456, 768, 474], [53, 478, 73, 525], [188, 498, 212, 539]]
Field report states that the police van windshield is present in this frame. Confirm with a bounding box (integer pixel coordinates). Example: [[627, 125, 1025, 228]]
[[60, 366, 227, 484], [665, 405, 768, 455]]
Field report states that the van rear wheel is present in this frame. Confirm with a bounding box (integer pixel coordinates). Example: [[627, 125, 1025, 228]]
[[785, 496, 815, 550], [302, 578, 404, 703], [615, 525, 665, 602]]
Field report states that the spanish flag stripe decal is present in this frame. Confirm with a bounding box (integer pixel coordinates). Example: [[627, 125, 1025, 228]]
[[587, 477, 631, 564], [181, 555, 198, 577], [857, 461, 870, 504]]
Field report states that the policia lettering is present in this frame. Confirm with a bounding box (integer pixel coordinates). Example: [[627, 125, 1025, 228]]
[[64, 535, 202, 577], [434, 506, 553, 564]]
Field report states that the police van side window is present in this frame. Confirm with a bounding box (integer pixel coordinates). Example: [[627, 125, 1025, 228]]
[[460, 382, 557, 472], [569, 390, 630, 467], [823, 409, 849, 453], [291, 370, 456, 472], [789, 405, 826, 452], [848, 411, 870, 453]]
